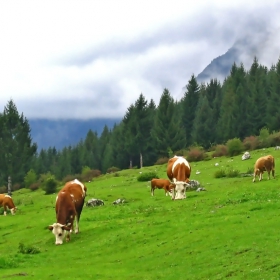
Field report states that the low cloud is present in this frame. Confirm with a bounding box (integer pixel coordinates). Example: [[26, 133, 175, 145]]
[[0, 1, 280, 119]]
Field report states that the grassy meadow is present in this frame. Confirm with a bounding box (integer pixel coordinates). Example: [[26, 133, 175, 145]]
[[1, 148, 280, 279]]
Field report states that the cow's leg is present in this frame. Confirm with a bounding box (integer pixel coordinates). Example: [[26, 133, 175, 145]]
[[74, 216, 79, 234], [267, 170, 271, 180], [151, 186, 154, 196], [253, 173, 256, 183], [66, 231, 71, 242], [272, 169, 275, 179], [3, 204, 7, 216]]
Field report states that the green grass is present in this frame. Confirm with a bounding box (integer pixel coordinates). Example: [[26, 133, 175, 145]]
[[1, 148, 280, 279]]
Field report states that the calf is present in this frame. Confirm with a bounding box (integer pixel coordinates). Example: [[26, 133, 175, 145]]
[[0, 194, 16, 216], [150, 178, 175, 196], [253, 155, 275, 182], [48, 179, 87, 245]]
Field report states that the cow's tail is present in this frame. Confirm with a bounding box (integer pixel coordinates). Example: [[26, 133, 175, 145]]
[[272, 157, 275, 178]]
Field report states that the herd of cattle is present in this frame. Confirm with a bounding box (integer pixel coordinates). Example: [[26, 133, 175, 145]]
[[0, 154, 276, 245]]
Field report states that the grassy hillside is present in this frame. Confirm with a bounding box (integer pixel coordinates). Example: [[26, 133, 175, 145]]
[[1, 148, 280, 279]]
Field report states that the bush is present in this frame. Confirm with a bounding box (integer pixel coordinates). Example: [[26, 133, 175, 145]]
[[212, 145, 228, 157], [258, 127, 271, 148], [0, 186, 6, 194], [107, 166, 120, 173], [30, 182, 40, 191], [24, 169, 37, 189], [268, 131, 280, 147], [214, 169, 226, 178], [12, 183, 21, 191], [154, 157, 169, 165], [81, 169, 101, 182], [43, 176, 58, 195], [226, 138, 244, 156], [18, 242, 40, 254], [186, 146, 206, 162], [62, 174, 82, 184], [243, 136, 259, 150], [173, 149, 189, 157], [137, 171, 158, 182], [226, 168, 240, 178]]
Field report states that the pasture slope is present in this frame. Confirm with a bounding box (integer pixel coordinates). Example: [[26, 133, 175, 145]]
[[1, 148, 280, 279]]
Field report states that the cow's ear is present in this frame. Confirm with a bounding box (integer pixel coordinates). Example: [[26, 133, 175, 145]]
[[62, 225, 71, 231], [48, 225, 54, 231]]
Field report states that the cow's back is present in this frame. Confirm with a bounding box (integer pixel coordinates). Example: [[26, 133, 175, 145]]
[[167, 157, 179, 181], [255, 155, 275, 171], [58, 180, 87, 209], [167, 156, 191, 182]]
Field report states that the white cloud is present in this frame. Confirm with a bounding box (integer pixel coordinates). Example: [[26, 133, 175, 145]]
[[0, 0, 280, 119]]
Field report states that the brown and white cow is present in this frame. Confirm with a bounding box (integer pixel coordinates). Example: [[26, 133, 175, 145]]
[[253, 155, 275, 182], [150, 178, 175, 197], [167, 156, 191, 200], [0, 194, 16, 216], [48, 179, 87, 245]]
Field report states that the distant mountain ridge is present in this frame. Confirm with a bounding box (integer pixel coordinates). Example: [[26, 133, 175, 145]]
[[196, 47, 240, 83], [196, 38, 259, 83], [29, 118, 120, 151]]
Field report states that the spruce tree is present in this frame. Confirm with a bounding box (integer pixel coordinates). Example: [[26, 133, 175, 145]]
[[0, 99, 37, 186], [181, 75, 200, 147]]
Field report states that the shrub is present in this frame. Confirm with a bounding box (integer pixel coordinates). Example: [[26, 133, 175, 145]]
[[212, 145, 228, 157], [245, 167, 254, 175], [81, 169, 101, 182], [186, 146, 206, 162], [43, 176, 58, 195], [18, 242, 40, 254], [24, 169, 37, 189], [258, 127, 271, 148], [226, 168, 240, 178], [0, 186, 6, 194], [226, 138, 244, 156], [62, 174, 82, 184], [268, 131, 280, 147], [174, 149, 189, 157], [30, 182, 40, 191], [12, 183, 21, 191], [137, 171, 158, 182], [243, 136, 259, 150], [107, 166, 120, 173], [154, 157, 169, 165], [214, 169, 226, 178]]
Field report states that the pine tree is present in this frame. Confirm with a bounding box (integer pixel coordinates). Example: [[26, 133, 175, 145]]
[[192, 94, 213, 148], [0, 99, 37, 186], [266, 58, 280, 131], [181, 75, 200, 146], [151, 88, 186, 157]]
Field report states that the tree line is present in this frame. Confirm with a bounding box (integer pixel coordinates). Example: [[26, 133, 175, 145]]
[[1, 56, 280, 188]]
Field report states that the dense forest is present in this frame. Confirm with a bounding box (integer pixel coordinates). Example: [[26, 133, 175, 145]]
[[1, 57, 280, 188]]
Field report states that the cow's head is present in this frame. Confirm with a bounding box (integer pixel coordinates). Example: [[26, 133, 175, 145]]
[[172, 181, 189, 200], [10, 207, 17, 215], [48, 223, 71, 245]]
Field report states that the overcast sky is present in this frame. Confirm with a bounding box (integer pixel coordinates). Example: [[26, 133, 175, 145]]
[[0, 0, 280, 120]]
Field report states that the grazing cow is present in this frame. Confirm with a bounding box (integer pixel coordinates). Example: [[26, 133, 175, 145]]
[[253, 155, 275, 183], [167, 156, 191, 200], [48, 179, 87, 245], [150, 178, 175, 196], [0, 194, 16, 216]]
